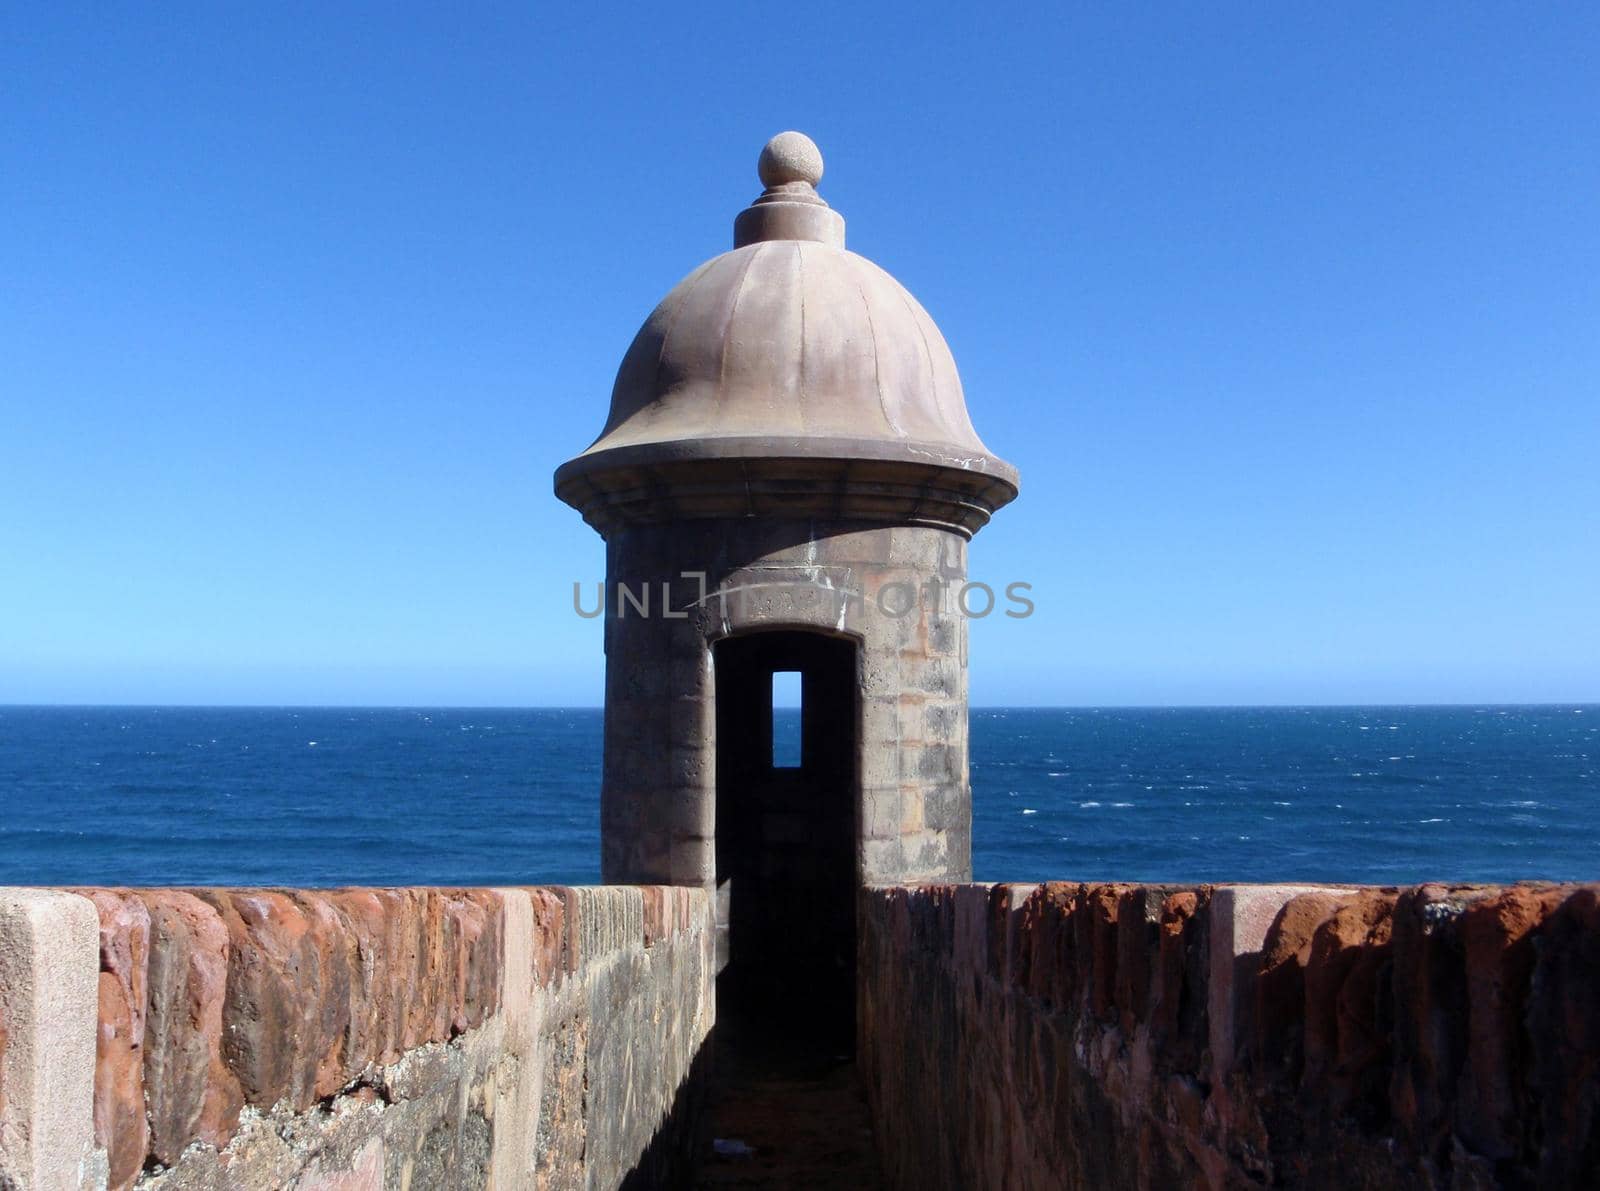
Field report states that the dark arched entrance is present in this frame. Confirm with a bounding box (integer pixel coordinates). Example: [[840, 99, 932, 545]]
[[713, 630, 858, 1052]]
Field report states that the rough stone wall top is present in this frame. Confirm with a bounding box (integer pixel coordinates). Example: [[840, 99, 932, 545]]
[[0, 884, 712, 1190], [859, 880, 1600, 1190], [556, 133, 1019, 537]]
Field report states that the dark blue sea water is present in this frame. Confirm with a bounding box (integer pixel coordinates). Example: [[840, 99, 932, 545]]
[[0, 706, 1594, 887]]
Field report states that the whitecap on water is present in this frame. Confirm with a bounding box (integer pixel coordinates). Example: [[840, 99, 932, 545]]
[[1021, 808, 1037, 815], [1079, 801, 1101, 808]]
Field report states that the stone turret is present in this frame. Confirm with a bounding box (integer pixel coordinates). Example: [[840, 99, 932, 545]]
[[556, 132, 1017, 1044]]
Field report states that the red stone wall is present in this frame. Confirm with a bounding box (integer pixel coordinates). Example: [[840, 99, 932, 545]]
[[79, 887, 510, 1183], [858, 881, 1600, 1190], [8, 884, 712, 1189]]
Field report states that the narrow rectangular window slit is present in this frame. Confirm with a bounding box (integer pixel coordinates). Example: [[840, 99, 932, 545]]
[[771, 670, 802, 768]]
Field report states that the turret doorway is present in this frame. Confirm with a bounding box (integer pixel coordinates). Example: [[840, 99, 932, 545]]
[[713, 630, 858, 1054]]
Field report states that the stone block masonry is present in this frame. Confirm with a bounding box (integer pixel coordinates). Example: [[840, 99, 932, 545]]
[[0, 892, 102, 1190], [597, 519, 976, 892], [0, 885, 711, 1190], [9, 876, 1600, 1188], [859, 881, 1600, 1190]]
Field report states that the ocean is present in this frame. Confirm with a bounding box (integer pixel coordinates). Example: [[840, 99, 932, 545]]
[[0, 705, 1593, 888]]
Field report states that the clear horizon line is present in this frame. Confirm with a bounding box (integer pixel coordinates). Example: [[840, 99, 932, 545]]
[[1, 700, 1595, 712]]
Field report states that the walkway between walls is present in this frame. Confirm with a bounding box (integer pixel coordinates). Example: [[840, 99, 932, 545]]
[[694, 1025, 885, 1189]]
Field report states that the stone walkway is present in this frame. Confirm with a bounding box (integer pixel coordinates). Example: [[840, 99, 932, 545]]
[[693, 1030, 886, 1189]]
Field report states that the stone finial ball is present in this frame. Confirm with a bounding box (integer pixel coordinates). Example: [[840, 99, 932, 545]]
[[758, 131, 824, 189]]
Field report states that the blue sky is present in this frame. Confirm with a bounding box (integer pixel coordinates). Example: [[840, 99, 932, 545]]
[[2, 5, 1596, 706]]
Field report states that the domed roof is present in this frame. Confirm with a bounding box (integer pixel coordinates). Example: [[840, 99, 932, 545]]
[[556, 133, 1018, 537]]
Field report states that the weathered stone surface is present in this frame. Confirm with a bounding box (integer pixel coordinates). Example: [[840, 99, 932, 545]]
[[1079, 882, 1125, 1022], [526, 888, 566, 986], [194, 889, 332, 1112], [553, 886, 585, 977], [445, 889, 504, 1034], [294, 1135, 384, 1190], [1255, 888, 1352, 1083], [4, 885, 710, 1188], [141, 889, 243, 1164], [594, 520, 978, 894], [1018, 883, 1076, 1009], [36, 870, 1600, 1189], [1387, 882, 1494, 1169], [320, 888, 404, 1072], [155, 882, 507, 1127], [289, 892, 360, 1100], [0, 889, 101, 1191], [1527, 886, 1600, 1186], [1301, 889, 1397, 1123], [861, 880, 1600, 1191], [1114, 884, 1169, 1034], [641, 885, 666, 947], [1151, 890, 1206, 1072], [1455, 882, 1567, 1160], [83, 889, 152, 1189]]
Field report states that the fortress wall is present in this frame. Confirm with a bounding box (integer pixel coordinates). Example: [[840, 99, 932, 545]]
[[0, 885, 713, 1190], [859, 881, 1600, 1190]]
